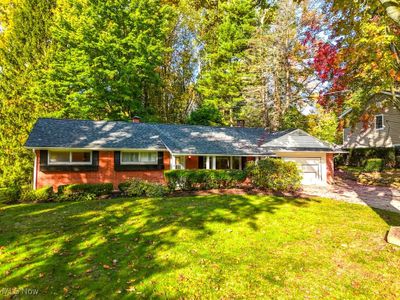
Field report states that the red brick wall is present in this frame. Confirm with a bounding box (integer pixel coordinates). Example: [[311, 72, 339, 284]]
[[35, 150, 171, 190], [326, 153, 334, 184], [185, 156, 199, 169]]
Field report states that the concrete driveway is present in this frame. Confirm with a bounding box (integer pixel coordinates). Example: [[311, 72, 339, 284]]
[[302, 177, 400, 213]]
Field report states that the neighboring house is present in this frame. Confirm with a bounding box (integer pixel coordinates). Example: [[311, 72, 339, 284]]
[[25, 118, 336, 190], [343, 105, 400, 149]]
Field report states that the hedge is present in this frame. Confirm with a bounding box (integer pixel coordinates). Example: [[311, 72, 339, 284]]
[[164, 169, 247, 191], [246, 158, 301, 192], [363, 158, 384, 172], [58, 183, 113, 196], [345, 147, 399, 168], [20, 186, 54, 203]]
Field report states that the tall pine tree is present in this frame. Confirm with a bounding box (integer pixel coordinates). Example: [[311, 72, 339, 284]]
[[0, 0, 55, 187], [195, 0, 256, 126]]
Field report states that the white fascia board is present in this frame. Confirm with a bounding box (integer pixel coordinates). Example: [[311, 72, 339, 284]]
[[169, 153, 276, 157], [25, 146, 166, 151], [274, 150, 334, 153]]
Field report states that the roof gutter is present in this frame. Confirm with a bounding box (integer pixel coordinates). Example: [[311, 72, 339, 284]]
[[25, 146, 167, 151]]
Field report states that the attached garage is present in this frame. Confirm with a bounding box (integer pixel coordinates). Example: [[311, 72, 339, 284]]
[[281, 157, 322, 185], [277, 152, 328, 185]]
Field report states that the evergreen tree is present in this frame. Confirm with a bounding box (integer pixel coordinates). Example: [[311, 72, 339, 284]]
[[0, 0, 55, 187], [196, 0, 256, 126]]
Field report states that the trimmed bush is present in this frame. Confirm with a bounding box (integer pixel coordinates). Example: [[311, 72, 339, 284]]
[[118, 181, 131, 194], [58, 183, 113, 196], [119, 178, 167, 197], [20, 186, 54, 203], [0, 187, 20, 204], [143, 183, 168, 197], [119, 178, 147, 197], [363, 158, 384, 172], [246, 158, 301, 192], [164, 169, 247, 191]]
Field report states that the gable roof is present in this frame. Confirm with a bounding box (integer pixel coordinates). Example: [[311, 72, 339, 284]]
[[25, 118, 334, 154], [260, 129, 333, 151]]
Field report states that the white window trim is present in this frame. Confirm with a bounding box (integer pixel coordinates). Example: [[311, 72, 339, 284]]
[[48, 150, 92, 165], [375, 114, 384, 130], [120, 151, 158, 165]]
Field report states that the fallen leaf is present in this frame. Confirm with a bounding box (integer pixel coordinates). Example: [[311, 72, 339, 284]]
[[126, 286, 136, 292]]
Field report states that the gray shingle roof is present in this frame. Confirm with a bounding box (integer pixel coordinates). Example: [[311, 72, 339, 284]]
[[25, 118, 334, 154], [25, 119, 166, 150], [152, 124, 274, 155], [260, 129, 333, 151]]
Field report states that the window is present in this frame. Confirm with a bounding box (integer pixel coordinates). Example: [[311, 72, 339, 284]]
[[375, 115, 384, 130], [216, 156, 230, 169], [48, 151, 92, 165], [121, 151, 158, 165]]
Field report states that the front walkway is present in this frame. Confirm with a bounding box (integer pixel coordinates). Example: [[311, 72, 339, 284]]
[[302, 177, 400, 213]]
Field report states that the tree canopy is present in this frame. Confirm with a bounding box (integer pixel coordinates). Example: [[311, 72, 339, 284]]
[[0, 0, 398, 187]]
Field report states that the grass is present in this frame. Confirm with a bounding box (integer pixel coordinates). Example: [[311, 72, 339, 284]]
[[1, 195, 400, 299]]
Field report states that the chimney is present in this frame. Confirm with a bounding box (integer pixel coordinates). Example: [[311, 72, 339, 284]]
[[132, 116, 141, 123], [236, 119, 245, 127]]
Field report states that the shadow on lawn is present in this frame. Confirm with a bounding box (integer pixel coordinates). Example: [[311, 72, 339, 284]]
[[0, 194, 317, 298]]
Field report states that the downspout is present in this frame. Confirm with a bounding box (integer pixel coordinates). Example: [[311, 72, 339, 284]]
[[32, 149, 37, 190]]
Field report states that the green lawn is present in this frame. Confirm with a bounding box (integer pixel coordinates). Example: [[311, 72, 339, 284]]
[[1, 195, 400, 299]]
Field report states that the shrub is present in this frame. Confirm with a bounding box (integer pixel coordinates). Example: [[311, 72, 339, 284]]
[[120, 178, 147, 197], [164, 169, 247, 191], [117, 181, 131, 194], [58, 183, 113, 196], [119, 178, 167, 197], [363, 158, 384, 172], [246, 158, 301, 192], [0, 187, 20, 204], [20, 186, 54, 203], [144, 183, 168, 197]]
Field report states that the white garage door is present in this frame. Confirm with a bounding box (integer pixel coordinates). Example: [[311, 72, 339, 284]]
[[281, 157, 322, 185]]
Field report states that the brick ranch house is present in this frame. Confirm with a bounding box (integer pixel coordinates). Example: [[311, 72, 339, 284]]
[[25, 118, 336, 190]]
